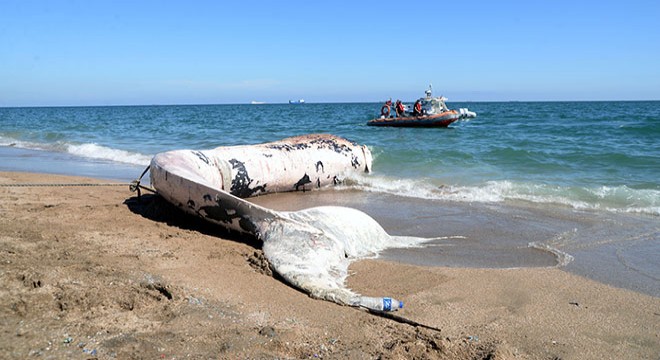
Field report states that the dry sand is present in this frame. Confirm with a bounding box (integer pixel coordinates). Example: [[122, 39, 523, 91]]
[[0, 171, 658, 359]]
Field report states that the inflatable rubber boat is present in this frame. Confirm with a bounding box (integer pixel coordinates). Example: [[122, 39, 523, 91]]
[[368, 85, 476, 127]]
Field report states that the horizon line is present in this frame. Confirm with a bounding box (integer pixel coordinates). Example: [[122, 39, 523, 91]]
[[3, 98, 660, 108]]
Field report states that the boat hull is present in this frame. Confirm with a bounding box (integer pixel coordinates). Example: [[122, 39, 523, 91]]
[[367, 111, 460, 127]]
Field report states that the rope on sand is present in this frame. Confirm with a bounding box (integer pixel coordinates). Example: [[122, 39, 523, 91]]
[[0, 166, 156, 197], [366, 309, 443, 333], [129, 165, 155, 198], [0, 182, 129, 187]]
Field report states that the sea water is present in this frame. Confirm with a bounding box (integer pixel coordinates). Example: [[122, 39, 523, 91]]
[[1, 102, 658, 296]]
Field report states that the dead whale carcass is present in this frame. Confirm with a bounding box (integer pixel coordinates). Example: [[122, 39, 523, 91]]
[[152, 133, 371, 199], [149, 134, 429, 311], [150, 134, 372, 235]]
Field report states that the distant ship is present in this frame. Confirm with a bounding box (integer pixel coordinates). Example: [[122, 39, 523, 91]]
[[250, 100, 266, 105], [288, 99, 305, 104]]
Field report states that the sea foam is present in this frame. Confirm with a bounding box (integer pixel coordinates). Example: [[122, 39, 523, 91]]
[[66, 143, 151, 166], [344, 173, 660, 216], [0, 135, 151, 167]]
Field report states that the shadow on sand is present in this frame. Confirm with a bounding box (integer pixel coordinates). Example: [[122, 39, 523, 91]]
[[123, 193, 261, 250]]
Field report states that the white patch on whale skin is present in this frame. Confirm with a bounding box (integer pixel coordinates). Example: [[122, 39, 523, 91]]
[[259, 206, 430, 307]]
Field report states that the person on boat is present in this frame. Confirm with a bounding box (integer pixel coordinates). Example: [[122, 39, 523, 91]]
[[381, 99, 392, 118], [395, 100, 405, 117], [412, 99, 423, 116]]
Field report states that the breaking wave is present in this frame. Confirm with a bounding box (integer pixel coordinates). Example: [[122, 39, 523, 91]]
[[343, 173, 660, 216], [66, 143, 151, 166], [0, 136, 151, 166]]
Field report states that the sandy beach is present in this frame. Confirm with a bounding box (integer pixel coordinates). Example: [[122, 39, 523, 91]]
[[1, 171, 658, 359]]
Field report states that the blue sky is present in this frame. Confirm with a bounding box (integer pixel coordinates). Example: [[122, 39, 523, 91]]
[[1, 0, 659, 106]]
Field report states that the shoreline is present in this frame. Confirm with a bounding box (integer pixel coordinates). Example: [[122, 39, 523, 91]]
[[1, 171, 658, 359], [250, 188, 660, 298], [2, 144, 658, 298], [0, 145, 147, 184]]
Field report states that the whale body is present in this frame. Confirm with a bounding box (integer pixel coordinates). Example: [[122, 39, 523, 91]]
[[150, 134, 430, 311]]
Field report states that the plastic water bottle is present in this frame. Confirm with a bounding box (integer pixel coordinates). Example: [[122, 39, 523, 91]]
[[359, 296, 403, 312]]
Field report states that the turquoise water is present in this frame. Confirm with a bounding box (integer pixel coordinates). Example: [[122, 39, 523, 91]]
[[1, 102, 658, 296], [1, 101, 658, 215]]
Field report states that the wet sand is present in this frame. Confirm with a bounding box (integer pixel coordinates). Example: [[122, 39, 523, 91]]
[[1, 171, 658, 359], [252, 189, 660, 297], [0, 146, 144, 183]]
